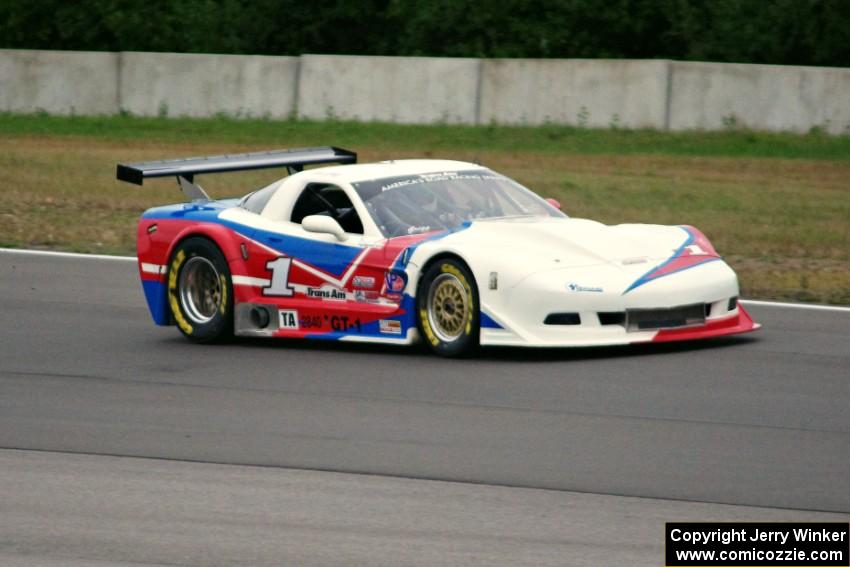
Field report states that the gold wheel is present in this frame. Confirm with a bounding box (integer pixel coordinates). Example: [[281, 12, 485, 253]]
[[426, 273, 470, 342]]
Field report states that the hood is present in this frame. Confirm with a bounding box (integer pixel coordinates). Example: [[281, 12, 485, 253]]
[[441, 217, 706, 269]]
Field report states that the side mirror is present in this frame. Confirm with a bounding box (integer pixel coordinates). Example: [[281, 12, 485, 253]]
[[545, 198, 561, 210], [302, 215, 348, 241]]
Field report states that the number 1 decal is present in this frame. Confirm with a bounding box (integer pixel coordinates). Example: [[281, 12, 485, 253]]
[[264, 257, 294, 296]]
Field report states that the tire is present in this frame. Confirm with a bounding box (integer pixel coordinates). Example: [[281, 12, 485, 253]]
[[416, 258, 479, 357], [166, 237, 233, 343]]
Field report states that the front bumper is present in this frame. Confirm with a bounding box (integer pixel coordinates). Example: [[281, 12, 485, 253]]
[[479, 260, 760, 347]]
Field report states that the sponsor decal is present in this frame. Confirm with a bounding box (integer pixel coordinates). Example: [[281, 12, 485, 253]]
[[353, 290, 381, 303], [352, 275, 376, 289], [299, 315, 323, 329], [376, 172, 505, 192], [278, 309, 299, 329], [379, 319, 402, 335], [329, 315, 361, 332], [566, 282, 604, 293], [385, 271, 407, 293], [299, 314, 363, 332], [306, 287, 347, 300]]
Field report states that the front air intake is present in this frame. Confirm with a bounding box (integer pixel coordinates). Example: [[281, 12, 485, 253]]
[[544, 313, 581, 325], [626, 303, 706, 331], [598, 312, 626, 326]]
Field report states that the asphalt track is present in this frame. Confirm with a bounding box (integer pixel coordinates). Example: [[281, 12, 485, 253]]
[[1, 250, 849, 564]]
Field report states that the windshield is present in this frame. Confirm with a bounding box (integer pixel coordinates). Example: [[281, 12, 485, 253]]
[[352, 169, 565, 238]]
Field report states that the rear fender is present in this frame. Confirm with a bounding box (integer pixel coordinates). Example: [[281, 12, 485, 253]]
[[139, 220, 252, 326], [166, 223, 247, 266]]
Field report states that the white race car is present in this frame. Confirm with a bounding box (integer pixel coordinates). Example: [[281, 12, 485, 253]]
[[118, 147, 760, 356]]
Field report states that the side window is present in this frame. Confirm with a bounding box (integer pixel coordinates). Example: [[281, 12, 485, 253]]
[[291, 183, 364, 234], [240, 183, 280, 214]]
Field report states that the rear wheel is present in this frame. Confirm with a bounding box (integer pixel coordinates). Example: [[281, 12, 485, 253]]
[[417, 258, 479, 357], [167, 237, 233, 343]]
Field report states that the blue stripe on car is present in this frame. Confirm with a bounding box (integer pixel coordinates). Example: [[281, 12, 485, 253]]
[[143, 201, 363, 278]]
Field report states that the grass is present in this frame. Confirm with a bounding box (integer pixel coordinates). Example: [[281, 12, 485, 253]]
[[4, 112, 850, 160], [1, 113, 848, 304]]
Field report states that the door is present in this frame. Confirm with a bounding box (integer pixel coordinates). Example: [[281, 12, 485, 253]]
[[254, 183, 397, 338]]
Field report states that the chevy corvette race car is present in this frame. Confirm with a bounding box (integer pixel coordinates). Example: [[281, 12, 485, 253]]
[[117, 146, 759, 356]]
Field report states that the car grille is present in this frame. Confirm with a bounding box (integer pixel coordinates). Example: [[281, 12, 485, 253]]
[[626, 303, 707, 332]]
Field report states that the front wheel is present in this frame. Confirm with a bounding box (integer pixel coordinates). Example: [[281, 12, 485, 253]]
[[417, 258, 479, 357], [167, 237, 233, 343]]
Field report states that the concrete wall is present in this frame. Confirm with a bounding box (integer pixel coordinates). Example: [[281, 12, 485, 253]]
[[297, 54, 480, 123], [479, 59, 669, 129], [0, 49, 119, 115], [1, 49, 848, 134], [669, 61, 850, 135], [120, 52, 298, 118]]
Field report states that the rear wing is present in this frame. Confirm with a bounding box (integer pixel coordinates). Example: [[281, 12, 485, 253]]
[[116, 146, 357, 200]]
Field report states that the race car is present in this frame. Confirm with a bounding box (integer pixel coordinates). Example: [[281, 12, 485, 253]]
[[117, 146, 759, 357]]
